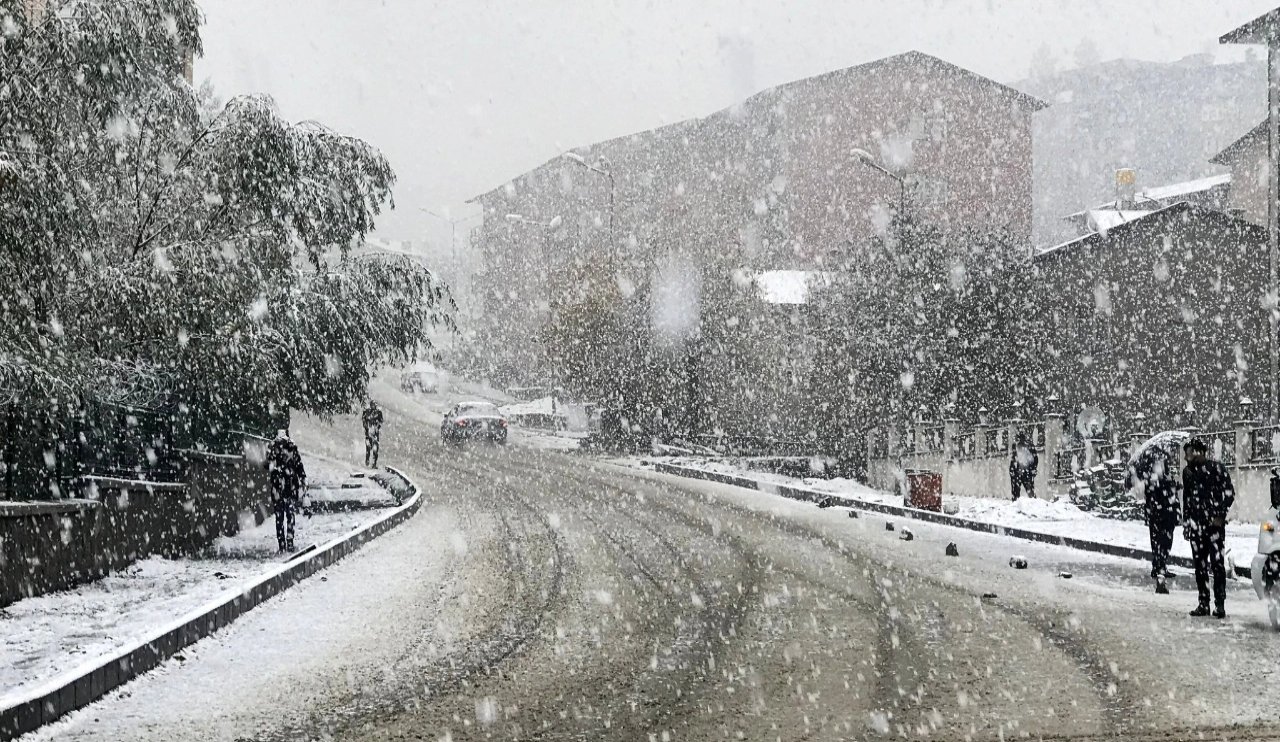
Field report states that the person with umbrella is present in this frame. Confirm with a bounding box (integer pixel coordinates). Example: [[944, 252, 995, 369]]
[[1182, 437, 1235, 618], [1127, 434, 1182, 594]]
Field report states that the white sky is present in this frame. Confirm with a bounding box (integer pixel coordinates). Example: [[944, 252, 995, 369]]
[[197, 0, 1279, 251]]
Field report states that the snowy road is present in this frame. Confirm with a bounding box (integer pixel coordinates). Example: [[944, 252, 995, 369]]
[[28, 404, 1280, 742]]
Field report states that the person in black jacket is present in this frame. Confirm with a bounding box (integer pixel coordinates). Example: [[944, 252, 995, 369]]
[[1128, 442, 1180, 594], [362, 401, 384, 468], [267, 430, 307, 553], [1009, 432, 1038, 500], [1182, 438, 1235, 618]]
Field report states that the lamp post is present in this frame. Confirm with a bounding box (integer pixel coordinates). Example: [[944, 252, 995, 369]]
[[562, 151, 616, 250], [851, 148, 907, 220], [420, 208, 482, 325]]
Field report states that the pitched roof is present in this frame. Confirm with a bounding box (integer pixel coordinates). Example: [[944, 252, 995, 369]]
[[467, 50, 1048, 201], [1036, 201, 1264, 260], [1220, 8, 1280, 45], [777, 50, 1049, 112], [1211, 120, 1267, 165]]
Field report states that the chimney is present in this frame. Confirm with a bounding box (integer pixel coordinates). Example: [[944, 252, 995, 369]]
[[1115, 168, 1137, 209]]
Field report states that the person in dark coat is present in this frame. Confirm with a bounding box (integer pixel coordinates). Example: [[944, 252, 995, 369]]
[[1009, 432, 1038, 500], [267, 430, 307, 553], [362, 401, 384, 468], [1128, 441, 1180, 594], [1182, 438, 1235, 618]]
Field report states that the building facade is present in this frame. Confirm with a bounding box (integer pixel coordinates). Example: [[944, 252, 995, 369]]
[[1033, 203, 1268, 429], [471, 51, 1047, 386], [1210, 120, 1269, 226]]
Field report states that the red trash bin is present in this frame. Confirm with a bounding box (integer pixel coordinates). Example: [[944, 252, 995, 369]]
[[904, 470, 942, 512]]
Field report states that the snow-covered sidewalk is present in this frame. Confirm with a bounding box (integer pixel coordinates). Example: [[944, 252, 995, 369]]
[[0, 455, 395, 706], [632, 456, 1260, 571]]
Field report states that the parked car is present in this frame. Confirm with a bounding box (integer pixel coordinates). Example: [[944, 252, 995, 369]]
[[441, 401, 508, 444], [400, 365, 440, 393], [1251, 469, 1280, 629]]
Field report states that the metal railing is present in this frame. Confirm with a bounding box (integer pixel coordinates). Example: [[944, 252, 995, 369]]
[[1251, 426, 1280, 465], [1203, 429, 1237, 467], [984, 427, 1009, 458], [1054, 446, 1086, 480], [1018, 422, 1047, 451], [953, 431, 976, 460], [918, 425, 946, 454]]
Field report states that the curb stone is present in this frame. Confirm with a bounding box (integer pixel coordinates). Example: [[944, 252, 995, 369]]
[[0, 466, 422, 741], [647, 461, 1251, 580]]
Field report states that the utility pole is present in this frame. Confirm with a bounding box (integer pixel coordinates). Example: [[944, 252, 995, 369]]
[[1221, 9, 1280, 420], [420, 208, 482, 335]]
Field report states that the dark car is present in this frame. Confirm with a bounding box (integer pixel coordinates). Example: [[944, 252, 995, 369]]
[[441, 401, 508, 444]]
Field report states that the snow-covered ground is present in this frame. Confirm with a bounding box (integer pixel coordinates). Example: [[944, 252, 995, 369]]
[[0, 454, 392, 704], [633, 456, 1261, 571]]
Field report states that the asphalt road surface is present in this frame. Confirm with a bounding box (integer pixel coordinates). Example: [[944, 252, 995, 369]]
[[32, 400, 1280, 742]]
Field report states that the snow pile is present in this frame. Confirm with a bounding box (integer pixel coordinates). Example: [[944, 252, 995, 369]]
[[500, 396, 558, 417], [954, 494, 1090, 524]]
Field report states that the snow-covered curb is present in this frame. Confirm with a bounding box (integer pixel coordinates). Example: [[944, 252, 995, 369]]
[[0, 468, 422, 741], [646, 460, 1253, 579]]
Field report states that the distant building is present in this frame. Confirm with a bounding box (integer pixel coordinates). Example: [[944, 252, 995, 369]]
[[1210, 120, 1269, 226], [1034, 202, 1266, 427], [471, 50, 1047, 385]]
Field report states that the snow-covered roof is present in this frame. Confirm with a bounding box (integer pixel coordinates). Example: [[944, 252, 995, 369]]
[[1212, 120, 1266, 165], [1063, 174, 1231, 221], [1037, 201, 1262, 259], [1085, 210, 1149, 231], [753, 270, 834, 305], [1141, 173, 1230, 202]]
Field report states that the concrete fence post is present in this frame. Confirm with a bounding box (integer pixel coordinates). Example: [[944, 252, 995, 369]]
[[975, 422, 989, 458], [943, 418, 959, 461], [1235, 418, 1255, 470], [1043, 413, 1064, 493], [914, 419, 929, 472]]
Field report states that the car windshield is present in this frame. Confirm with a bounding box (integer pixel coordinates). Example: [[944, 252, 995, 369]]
[[457, 403, 500, 417]]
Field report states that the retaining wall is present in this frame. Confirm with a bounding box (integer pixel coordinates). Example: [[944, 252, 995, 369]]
[[0, 468, 420, 740], [0, 450, 269, 609]]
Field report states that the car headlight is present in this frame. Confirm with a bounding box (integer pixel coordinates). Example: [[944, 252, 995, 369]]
[[1265, 521, 1276, 533]]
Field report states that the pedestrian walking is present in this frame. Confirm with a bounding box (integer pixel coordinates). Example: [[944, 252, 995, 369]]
[[1009, 432, 1038, 500], [267, 430, 307, 553], [362, 400, 384, 468], [1182, 438, 1235, 618], [1128, 441, 1180, 594]]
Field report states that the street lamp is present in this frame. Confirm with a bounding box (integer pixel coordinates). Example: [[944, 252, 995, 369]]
[[852, 148, 907, 220], [562, 151, 616, 245], [420, 207, 482, 323]]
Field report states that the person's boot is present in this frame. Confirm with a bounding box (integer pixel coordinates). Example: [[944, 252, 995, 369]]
[[1213, 604, 1227, 619], [1155, 577, 1169, 594], [1189, 604, 1211, 617]]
